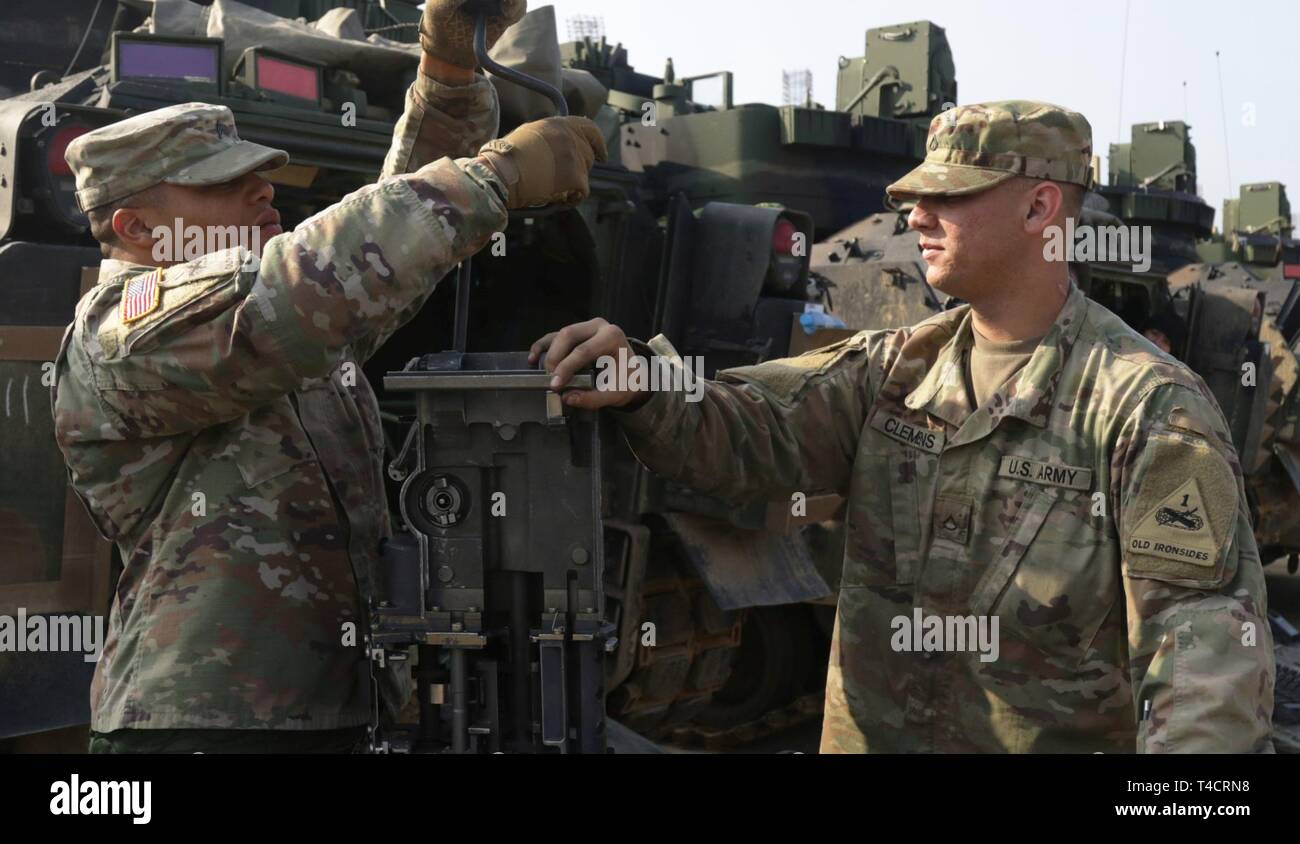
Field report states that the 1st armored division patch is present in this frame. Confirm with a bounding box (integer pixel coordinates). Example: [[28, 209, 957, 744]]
[[1129, 477, 1216, 565], [1122, 430, 1238, 585]]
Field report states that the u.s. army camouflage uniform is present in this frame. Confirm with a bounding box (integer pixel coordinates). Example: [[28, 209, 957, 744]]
[[613, 101, 1274, 753], [620, 287, 1274, 753], [53, 72, 508, 733]]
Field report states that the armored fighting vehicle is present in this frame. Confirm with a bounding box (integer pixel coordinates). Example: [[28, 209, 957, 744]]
[[1168, 182, 1300, 566]]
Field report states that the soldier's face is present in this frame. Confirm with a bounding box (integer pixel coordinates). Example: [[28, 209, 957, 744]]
[[115, 169, 282, 265], [906, 182, 1028, 301], [159, 171, 282, 245], [117, 171, 281, 265], [906, 178, 1059, 303]]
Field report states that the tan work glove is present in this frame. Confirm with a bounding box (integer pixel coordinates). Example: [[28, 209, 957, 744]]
[[477, 117, 608, 209], [419, 0, 527, 70]]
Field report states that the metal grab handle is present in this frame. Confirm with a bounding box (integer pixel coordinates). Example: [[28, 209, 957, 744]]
[[471, 7, 569, 117], [445, 6, 571, 359]]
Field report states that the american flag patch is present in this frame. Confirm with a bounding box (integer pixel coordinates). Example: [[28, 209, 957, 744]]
[[120, 270, 161, 324]]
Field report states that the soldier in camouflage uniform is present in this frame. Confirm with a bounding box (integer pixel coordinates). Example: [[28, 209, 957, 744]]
[[53, 0, 606, 752], [534, 101, 1275, 752]]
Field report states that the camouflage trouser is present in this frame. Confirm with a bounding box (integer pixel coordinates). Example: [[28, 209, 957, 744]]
[[88, 726, 368, 754]]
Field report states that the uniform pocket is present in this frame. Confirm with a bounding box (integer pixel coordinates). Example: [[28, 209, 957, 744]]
[[969, 486, 1112, 666], [970, 485, 1058, 617], [232, 400, 316, 487]]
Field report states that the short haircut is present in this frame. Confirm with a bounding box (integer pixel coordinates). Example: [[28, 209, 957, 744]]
[[1014, 176, 1085, 222], [84, 184, 164, 258], [1059, 182, 1085, 221]]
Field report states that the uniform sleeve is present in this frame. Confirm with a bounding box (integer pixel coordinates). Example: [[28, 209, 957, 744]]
[[610, 332, 880, 501], [346, 70, 502, 365], [1112, 381, 1275, 753], [83, 156, 509, 438], [381, 71, 500, 179]]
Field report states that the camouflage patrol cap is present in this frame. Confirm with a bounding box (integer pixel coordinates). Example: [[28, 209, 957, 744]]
[[65, 102, 289, 212], [886, 100, 1093, 199]]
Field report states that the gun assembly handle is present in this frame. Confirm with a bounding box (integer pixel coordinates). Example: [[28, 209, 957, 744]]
[[451, 3, 572, 353]]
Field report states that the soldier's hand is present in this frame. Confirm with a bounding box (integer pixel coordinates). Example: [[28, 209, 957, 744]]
[[420, 0, 527, 70], [477, 117, 608, 209], [529, 319, 647, 410]]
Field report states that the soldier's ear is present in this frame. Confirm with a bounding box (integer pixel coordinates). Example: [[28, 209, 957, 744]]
[[111, 205, 161, 254], [1022, 180, 1063, 236]]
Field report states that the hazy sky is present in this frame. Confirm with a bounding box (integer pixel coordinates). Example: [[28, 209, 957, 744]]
[[541, 0, 1299, 228]]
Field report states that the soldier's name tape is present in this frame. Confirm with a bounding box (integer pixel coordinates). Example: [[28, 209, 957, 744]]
[[871, 412, 944, 454]]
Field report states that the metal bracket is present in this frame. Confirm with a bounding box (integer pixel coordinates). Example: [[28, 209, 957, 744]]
[[387, 421, 419, 482], [0, 101, 42, 242]]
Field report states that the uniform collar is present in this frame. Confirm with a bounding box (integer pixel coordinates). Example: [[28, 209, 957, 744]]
[[905, 282, 1090, 431], [97, 257, 156, 285]]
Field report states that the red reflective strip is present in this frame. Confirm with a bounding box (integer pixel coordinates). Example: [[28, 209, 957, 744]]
[[256, 55, 318, 101], [1284, 264, 1300, 279], [772, 219, 797, 255]]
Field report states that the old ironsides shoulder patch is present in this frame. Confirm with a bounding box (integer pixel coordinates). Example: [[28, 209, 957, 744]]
[[1123, 431, 1237, 584], [1129, 477, 1216, 566], [119, 270, 161, 324]]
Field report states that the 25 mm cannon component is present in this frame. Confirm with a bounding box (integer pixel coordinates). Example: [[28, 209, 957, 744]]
[[370, 352, 607, 754]]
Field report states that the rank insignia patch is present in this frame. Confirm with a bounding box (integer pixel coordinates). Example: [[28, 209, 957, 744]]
[[932, 496, 972, 545]]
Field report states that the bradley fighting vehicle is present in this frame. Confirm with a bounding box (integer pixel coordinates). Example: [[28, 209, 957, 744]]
[[1171, 182, 1300, 567], [0, 1, 956, 751]]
